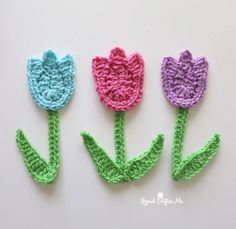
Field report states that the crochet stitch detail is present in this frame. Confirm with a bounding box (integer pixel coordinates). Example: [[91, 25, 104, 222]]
[[16, 111, 60, 183], [92, 47, 144, 111], [81, 111, 164, 183], [161, 50, 221, 181], [172, 108, 220, 180], [161, 50, 207, 108], [82, 47, 164, 183], [28, 50, 75, 111], [16, 50, 74, 183]]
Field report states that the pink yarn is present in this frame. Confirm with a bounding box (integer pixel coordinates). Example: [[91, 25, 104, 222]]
[[92, 47, 144, 111], [161, 50, 208, 108]]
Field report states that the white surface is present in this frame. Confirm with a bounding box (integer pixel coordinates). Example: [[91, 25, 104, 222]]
[[0, 0, 236, 228]]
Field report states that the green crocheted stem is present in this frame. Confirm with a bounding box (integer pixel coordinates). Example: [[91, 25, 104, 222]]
[[81, 111, 164, 183], [172, 108, 188, 173], [16, 110, 60, 184], [114, 111, 126, 167], [172, 107, 220, 181]]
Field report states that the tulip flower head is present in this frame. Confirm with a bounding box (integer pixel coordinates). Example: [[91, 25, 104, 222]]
[[28, 50, 75, 110], [161, 50, 208, 108], [92, 47, 144, 111]]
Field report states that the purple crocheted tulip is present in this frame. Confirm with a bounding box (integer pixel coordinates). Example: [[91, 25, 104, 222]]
[[161, 50, 208, 108]]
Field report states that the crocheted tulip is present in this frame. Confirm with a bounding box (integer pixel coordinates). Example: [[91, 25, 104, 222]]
[[161, 50, 207, 108], [28, 50, 74, 110], [16, 50, 75, 184], [161, 50, 220, 181], [81, 47, 164, 183], [92, 47, 144, 111]]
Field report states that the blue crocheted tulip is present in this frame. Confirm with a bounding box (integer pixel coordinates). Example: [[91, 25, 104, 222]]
[[28, 50, 74, 110], [16, 50, 75, 184]]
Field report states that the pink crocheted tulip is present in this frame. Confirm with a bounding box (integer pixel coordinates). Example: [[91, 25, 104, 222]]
[[92, 47, 144, 111], [161, 50, 208, 108]]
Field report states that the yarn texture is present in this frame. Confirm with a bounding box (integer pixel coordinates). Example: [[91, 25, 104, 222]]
[[172, 108, 220, 180], [161, 50, 207, 108], [16, 111, 60, 183], [161, 50, 220, 181], [92, 47, 144, 111], [28, 50, 74, 110], [81, 112, 164, 183], [16, 50, 74, 184], [81, 47, 164, 183]]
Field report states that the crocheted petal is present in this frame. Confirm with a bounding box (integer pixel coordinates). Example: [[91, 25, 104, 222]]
[[59, 55, 74, 77], [92, 57, 109, 79], [109, 47, 126, 60], [27, 59, 43, 107], [81, 132, 123, 183], [124, 134, 164, 181], [162, 56, 179, 72], [173, 134, 220, 180], [42, 50, 57, 66], [190, 57, 208, 101], [161, 57, 179, 106], [193, 57, 208, 73], [179, 50, 193, 63], [127, 53, 144, 80], [56, 54, 75, 106], [16, 129, 57, 184], [116, 52, 144, 110], [28, 58, 43, 78]]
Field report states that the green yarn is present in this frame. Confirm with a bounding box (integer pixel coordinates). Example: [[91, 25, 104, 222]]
[[16, 111, 60, 184], [172, 107, 220, 181], [114, 111, 126, 167], [81, 111, 164, 183]]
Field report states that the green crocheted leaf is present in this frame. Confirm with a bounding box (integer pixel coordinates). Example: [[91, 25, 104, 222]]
[[16, 129, 57, 184], [173, 134, 220, 181], [81, 131, 123, 183], [124, 134, 164, 181]]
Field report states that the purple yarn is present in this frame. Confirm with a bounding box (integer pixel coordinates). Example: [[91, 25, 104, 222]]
[[161, 50, 208, 108]]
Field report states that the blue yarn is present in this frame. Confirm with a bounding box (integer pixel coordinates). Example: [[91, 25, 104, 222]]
[[27, 50, 75, 110]]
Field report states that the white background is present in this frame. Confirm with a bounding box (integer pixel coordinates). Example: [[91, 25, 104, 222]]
[[0, 0, 235, 228]]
